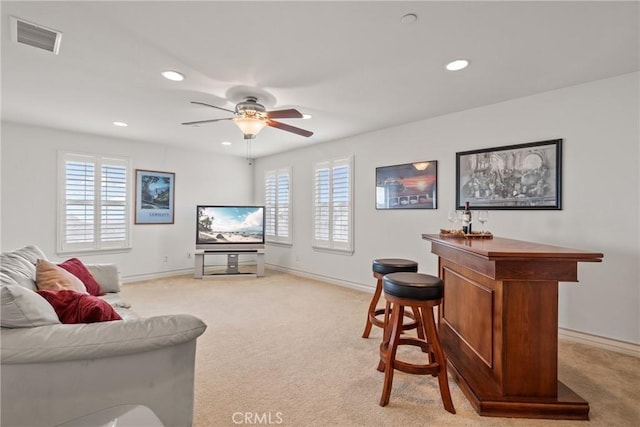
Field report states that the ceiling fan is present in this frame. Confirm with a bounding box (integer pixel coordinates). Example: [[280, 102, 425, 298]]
[[182, 96, 313, 139]]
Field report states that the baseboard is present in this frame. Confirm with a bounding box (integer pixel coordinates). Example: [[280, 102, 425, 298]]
[[266, 264, 373, 293], [123, 265, 640, 358], [122, 268, 192, 284], [558, 328, 639, 358]]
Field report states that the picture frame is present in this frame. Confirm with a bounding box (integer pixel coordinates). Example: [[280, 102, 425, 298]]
[[456, 139, 562, 210], [375, 161, 437, 209], [135, 169, 175, 224]]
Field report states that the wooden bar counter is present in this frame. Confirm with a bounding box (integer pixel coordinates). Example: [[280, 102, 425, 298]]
[[422, 234, 603, 420]]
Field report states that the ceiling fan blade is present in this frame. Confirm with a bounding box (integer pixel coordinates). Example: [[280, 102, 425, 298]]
[[267, 120, 313, 137], [266, 109, 303, 119], [191, 101, 236, 114], [182, 117, 233, 126]]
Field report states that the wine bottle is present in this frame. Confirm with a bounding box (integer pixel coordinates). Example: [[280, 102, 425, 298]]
[[462, 201, 472, 234]]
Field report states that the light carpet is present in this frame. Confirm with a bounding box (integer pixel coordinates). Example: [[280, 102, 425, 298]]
[[121, 270, 640, 427]]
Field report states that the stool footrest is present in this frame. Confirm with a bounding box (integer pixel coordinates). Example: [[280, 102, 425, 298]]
[[369, 308, 418, 330], [379, 338, 440, 376]]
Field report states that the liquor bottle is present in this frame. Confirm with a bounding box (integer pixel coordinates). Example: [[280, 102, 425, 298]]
[[462, 201, 472, 234]]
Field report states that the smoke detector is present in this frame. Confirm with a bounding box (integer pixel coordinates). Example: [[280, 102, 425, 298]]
[[10, 16, 62, 54]]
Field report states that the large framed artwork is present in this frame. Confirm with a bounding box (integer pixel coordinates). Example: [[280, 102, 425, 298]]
[[456, 139, 562, 210], [135, 169, 175, 224], [376, 161, 437, 209]]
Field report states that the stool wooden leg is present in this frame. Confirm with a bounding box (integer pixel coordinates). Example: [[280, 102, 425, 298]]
[[411, 305, 426, 341], [380, 303, 404, 407], [421, 306, 456, 414], [376, 301, 392, 372], [362, 278, 383, 338]]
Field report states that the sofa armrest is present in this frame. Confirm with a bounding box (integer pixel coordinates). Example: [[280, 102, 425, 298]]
[[0, 314, 207, 364], [85, 263, 121, 293]]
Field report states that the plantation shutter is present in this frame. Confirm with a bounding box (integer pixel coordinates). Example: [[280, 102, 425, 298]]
[[265, 172, 277, 237], [59, 152, 130, 253], [100, 162, 127, 243], [64, 159, 95, 246], [313, 163, 330, 244], [276, 170, 290, 241], [265, 167, 292, 244], [313, 157, 353, 253]]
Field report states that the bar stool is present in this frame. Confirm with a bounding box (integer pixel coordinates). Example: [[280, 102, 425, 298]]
[[362, 259, 421, 339], [377, 272, 455, 413]]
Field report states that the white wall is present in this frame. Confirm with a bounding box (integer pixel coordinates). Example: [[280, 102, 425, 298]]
[[1, 122, 254, 279], [254, 73, 640, 345]]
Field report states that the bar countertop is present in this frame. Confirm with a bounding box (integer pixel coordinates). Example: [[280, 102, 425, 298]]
[[422, 234, 603, 262]]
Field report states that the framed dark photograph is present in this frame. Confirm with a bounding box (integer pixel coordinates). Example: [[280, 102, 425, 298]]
[[376, 161, 437, 209], [456, 139, 562, 210], [135, 169, 175, 224]]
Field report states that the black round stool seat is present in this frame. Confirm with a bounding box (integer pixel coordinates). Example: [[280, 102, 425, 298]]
[[383, 272, 443, 301], [362, 258, 420, 339], [372, 258, 418, 275]]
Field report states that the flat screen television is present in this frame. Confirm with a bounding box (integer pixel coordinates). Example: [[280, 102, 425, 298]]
[[196, 205, 265, 251]]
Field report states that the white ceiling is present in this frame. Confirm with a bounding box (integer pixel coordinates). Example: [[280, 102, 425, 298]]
[[1, 1, 638, 158]]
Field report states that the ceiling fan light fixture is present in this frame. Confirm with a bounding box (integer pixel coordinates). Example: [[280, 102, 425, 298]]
[[233, 117, 267, 138]]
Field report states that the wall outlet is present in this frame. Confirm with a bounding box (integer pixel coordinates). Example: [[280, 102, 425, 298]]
[[163, 256, 168, 262]]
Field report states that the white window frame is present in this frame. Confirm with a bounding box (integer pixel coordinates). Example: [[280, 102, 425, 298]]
[[312, 156, 354, 254], [264, 167, 292, 245], [57, 151, 132, 254]]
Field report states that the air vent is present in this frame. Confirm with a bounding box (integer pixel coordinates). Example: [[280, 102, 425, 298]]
[[10, 16, 62, 54]]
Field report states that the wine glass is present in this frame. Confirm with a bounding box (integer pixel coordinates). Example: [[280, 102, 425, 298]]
[[477, 211, 489, 234], [447, 210, 460, 231]]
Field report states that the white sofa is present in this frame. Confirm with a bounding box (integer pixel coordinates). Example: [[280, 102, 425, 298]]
[[0, 245, 207, 427]]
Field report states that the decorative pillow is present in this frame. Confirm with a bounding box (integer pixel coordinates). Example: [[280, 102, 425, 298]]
[[0, 246, 48, 291], [35, 259, 87, 294], [1, 284, 61, 328], [36, 290, 122, 324], [58, 258, 103, 296]]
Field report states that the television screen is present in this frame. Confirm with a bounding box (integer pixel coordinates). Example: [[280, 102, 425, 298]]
[[196, 206, 265, 249]]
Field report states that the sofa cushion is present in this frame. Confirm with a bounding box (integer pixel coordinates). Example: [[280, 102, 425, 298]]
[[0, 284, 61, 328], [0, 246, 48, 291], [99, 293, 137, 321], [37, 290, 122, 324], [59, 258, 104, 296], [36, 260, 87, 294]]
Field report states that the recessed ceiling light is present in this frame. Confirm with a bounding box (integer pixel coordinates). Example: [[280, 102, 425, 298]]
[[221, 141, 232, 146], [446, 59, 469, 71], [161, 70, 184, 81], [401, 13, 418, 24], [113, 121, 128, 127], [302, 114, 312, 119]]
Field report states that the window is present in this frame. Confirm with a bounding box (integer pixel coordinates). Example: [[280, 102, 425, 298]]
[[58, 151, 131, 253], [313, 156, 353, 253], [265, 167, 292, 244]]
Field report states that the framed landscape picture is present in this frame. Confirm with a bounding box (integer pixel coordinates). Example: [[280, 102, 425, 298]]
[[135, 169, 175, 224], [456, 139, 562, 210], [376, 161, 437, 209]]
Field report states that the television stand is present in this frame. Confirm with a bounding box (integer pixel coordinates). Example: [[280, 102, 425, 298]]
[[194, 249, 264, 278]]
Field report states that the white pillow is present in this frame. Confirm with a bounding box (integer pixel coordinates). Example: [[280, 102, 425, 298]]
[[85, 264, 121, 293], [0, 284, 60, 328]]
